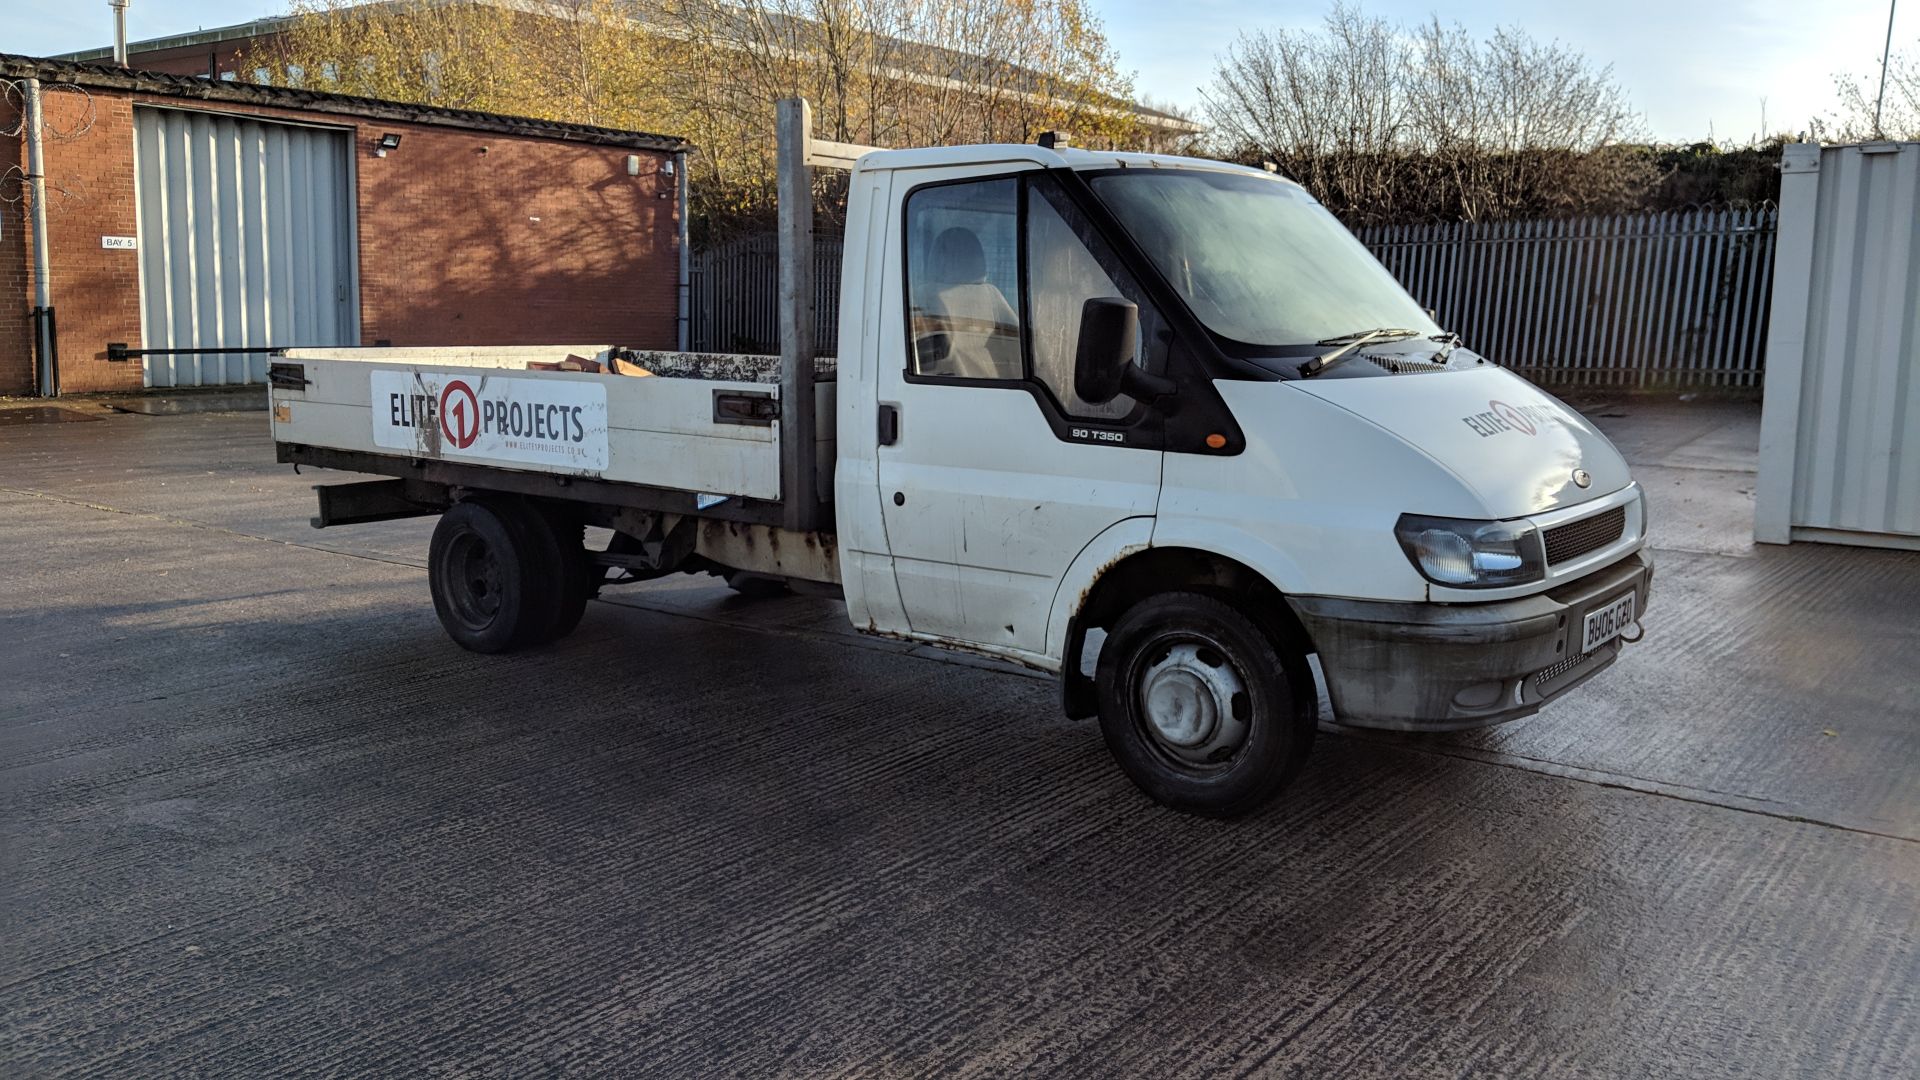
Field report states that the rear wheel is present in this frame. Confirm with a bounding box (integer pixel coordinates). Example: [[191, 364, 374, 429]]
[[1095, 591, 1316, 816], [532, 507, 595, 641], [429, 500, 550, 653]]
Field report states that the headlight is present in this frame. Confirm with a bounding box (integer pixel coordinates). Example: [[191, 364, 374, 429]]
[[1394, 514, 1546, 588]]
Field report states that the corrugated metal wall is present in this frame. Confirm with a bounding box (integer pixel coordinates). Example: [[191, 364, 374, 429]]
[[133, 107, 358, 387], [1756, 142, 1920, 548]]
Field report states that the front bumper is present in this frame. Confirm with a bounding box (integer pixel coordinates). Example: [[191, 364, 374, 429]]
[[1288, 550, 1653, 731]]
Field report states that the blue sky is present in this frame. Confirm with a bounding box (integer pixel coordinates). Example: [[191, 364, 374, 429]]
[[3, 1, 1911, 142]]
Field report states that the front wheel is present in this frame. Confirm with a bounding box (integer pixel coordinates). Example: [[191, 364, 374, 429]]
[[1094, 591, 1316, 817]]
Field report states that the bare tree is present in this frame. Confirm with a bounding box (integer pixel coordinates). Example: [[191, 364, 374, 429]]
[[1829, 37, 1920, 139], [1202, 2, 1650, 223], [1203, 4, 1405, 213]]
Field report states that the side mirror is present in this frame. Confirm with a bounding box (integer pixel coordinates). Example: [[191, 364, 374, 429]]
[[1073, 297, 1138, 405]]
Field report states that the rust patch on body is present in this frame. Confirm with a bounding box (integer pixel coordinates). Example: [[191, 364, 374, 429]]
[[1077, 551, 1130, 614]]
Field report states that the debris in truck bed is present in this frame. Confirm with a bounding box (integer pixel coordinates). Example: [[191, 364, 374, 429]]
[[609, 354, 655, 377], [607, 350, 838, 383], [527, 355, 605, 373]]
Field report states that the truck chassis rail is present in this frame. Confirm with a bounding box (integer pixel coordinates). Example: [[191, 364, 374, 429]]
[[279, 443, 793, 528]]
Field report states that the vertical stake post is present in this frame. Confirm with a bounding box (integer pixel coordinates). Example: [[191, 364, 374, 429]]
[[776, 98, 818, 531]]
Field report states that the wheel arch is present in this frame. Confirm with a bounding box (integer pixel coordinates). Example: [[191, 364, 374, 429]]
[[1056, 543, 1318, 719]]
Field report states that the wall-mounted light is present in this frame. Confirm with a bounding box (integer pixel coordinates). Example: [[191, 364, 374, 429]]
[[374, 132, 402, 157]]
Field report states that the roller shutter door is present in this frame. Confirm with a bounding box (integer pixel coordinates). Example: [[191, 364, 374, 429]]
[[133, 107, 358, 387]]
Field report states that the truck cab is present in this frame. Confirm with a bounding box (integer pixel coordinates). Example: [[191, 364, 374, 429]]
[[832, 144, 1649, 811], [270, 123, 1649, 817]]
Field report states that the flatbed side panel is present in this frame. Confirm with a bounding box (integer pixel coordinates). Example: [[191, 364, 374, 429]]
[[278, 347, 836, 385], [282, 346, 617, 366], [274, 355, 837, 503], [292, 358, 781, 444], [274, 358, 790, 500]]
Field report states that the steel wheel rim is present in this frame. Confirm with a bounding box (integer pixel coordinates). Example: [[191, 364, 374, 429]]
[[444, 531, 504, 630], [1132, 632, 1252, 772]]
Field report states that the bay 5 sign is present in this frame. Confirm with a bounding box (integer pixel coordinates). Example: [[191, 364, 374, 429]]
[[370, 369, 610, 471]]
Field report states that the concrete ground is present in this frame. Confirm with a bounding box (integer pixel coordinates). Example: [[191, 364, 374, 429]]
[[1, 396, 1915, 1078]]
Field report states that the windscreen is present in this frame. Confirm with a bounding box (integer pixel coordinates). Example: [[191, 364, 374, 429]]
[[1089, 170, 1438, 347]]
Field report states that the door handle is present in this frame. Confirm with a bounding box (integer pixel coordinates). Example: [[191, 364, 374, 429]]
[[878, 402, 900, 446]]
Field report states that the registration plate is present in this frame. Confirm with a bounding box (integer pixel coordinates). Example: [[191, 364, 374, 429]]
[[1581, 592, 1637, 653]]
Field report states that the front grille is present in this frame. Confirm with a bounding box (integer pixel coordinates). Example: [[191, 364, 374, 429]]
[[1535, 650, 1594, 689], [1543, 505, 1626, 565]]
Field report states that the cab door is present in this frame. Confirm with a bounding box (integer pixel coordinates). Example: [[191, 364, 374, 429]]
[[872, 168, 1167, 660]]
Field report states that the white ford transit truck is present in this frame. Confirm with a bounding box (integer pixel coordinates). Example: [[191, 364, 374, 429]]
[[270, 103, 1650, 816]]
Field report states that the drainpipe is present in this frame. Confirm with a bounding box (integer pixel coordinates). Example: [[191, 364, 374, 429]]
[[24, 78, 58, 397], [675, 148, 690, 351]]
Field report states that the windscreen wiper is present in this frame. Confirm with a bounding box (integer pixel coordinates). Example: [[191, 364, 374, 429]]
[[1299, 327, 1421, 378]]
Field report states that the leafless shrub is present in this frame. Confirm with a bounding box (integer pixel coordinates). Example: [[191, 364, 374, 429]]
[[1201, 3, 1653, 224]]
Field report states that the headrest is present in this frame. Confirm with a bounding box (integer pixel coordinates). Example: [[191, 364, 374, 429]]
[[930, 227, 987, 284]]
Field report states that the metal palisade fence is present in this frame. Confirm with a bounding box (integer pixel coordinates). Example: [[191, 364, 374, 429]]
[[692, 206, 1778, 387], [1355, 207, 1778, 388], [691, 234, 846, 358]]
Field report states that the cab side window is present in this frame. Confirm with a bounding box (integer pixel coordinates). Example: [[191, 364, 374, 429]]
[[904, 179, 1022, 380]]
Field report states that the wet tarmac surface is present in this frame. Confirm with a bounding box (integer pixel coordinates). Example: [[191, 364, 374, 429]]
[[2, 402, 1915, 1077]]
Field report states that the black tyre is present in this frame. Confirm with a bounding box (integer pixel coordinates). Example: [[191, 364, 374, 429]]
[[496, 497, 575, 649], [724, 571, 791, 600], [1094, 591, 1316, 817], [428, 499, 553, 653], [535, 508, 595, 641]]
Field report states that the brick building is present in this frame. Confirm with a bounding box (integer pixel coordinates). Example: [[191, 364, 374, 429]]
[[53, 18, 293, 82], [1, 54, 688, 396]]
